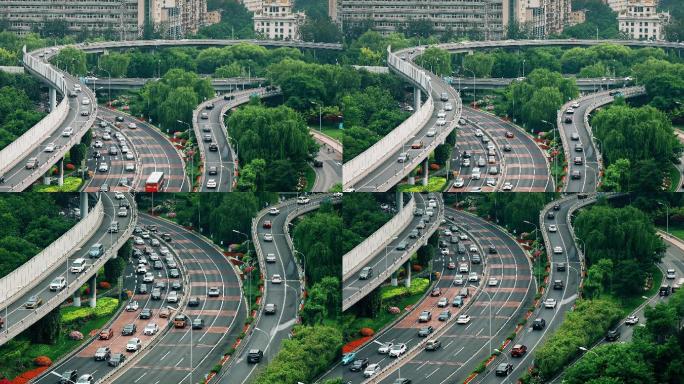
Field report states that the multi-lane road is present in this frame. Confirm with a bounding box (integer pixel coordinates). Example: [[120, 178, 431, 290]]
[[84, 109, 189, 192], [449, 107, 552, 192]]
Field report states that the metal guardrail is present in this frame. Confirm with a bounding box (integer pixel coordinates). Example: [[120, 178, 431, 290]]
[[342, 194, 444, 311], [342, 195, 416, 280], [76, 39, 343, 53], [0, 194, 137, 346], [0, 198, 104, 308]]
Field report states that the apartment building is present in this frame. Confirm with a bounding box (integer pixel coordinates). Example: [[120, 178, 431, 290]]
[[242, 0, 263, 12], [335, 0, 569, 39], [254, 0, 306, 40], [0, 0, 207, 39], [617, 0, 669, 40], [606, 0, 629, 12]]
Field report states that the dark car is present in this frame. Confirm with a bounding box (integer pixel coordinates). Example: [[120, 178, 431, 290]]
[[171, 281, 182, 290], [188, 297, 201, 307], [122, 323, 137, 335], [553, 280, 564, 289], [488, 246, 497, 254], [169, 269, 180, 278], [139, 308, 153, 319], [606, 328, 620, 341], [313, 159, 323, 168], [438, 310, 451, 321], [547, 211, 555, 220], [418, 326, 434, 337], [161, 233, 172, 242], [115, 116, 125, 122], [564, 116, 572, 123], [495, 362, 513, 376], [247, 349, 263, 363], [208, 166, 218, 175], [108, 353, 126, 367], [532, 318, 546, 330], [209, 143, 218, 151], [556, 262, 566, 271], [393, 379, 412, 384], [58, 370, 78, 384], [349, 358, 369, 372], [553, 204, 560, 211], [192, 318, 204, 329], [138, 283, 148, 294]]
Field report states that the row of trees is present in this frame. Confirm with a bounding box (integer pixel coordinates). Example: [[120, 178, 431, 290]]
[[266, 58, 408, 161], [452, 44, 676, 80], [562, 289, 684, 383], [495, 68, 579, 133], [470, 193, 555, 235], [340, 193, 394, 253], [592, 102, 681, 192], [132, 69, 214, 133], [0, 76, 46, 150], [574, 204, 666, 298], [632, 58, 684, 122], [0, 194, 76, 278], [228, 102, 318, 191]]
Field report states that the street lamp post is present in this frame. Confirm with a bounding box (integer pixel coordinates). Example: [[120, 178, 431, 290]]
[[540, 119, 557, 188]]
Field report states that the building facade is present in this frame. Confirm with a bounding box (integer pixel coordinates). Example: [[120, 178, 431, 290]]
[[0, 0, 207, 39], [568, 10, 587, 26], [335, 0, 569, 40], [242, 0, 263, 12], [617, 0, 669, 40], [254, 0, 306, 40]]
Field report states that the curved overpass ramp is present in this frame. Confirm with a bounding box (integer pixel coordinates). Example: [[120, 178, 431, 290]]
[[0, 192, 136, 346], [342, 193, 443, 311]]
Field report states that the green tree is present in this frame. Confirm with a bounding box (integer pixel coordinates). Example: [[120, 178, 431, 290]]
[[28, 307, 61, 344], [300, 17, 342, 43], [69, 143, 87, 167], [0, 48, 15, 66], [52, 47, 87, 76], [98, 52, 131, 78], [415, 47, 451, 76], [600, 158, 631, 192], [462, 52, 495, 78]]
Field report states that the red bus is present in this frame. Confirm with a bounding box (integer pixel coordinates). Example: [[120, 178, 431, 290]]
[[145, 172, 165, 192]]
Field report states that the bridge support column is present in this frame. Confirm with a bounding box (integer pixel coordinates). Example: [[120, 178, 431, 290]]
[[49, 87, 57, 112], [405, 260, 412, 288], [80, 192, 88, 218], [391, 271, 398, 286], [407, 171, 415, 185], [414, 87, 421, 110], [72, 292, 81, 307], [43, 170, 51, 185], [422, 158, 429, 186], [396, 191, 403, 210], [88, 275, 97, 308], [57, 159, 64, 186]]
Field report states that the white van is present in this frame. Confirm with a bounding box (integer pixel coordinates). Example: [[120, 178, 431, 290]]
[[472, 167, 481, 180], [70, 258, 87, 273]]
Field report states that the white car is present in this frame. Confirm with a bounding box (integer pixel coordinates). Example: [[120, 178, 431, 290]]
[[125, 153, 134, 160], [437, 297, 448, 307], [453, 177, 465, 188], [160, 247, 170, 256], [143, 323, 158, 335], [271, 274, 283, 284], [388, 343, 407, 357], [474, 129, 484, 137], [378, 342, 393, 354], [666, 268, 676, 279], [548, 224, 558, 232], [456, 315, 471, 324], [444, 229, 453, 237], [459, 263, 469, 273], [453, 275, 465, 285], [126, 301, 139, 311], [297, 196, 310, 205], [98, 163, 109, 172], [134, 236, 144, 245], [426, 128, 437, 137], [126, 337, 141, 352], [269, 207, 280, 215], [625, 315, 639, 325], [488, 278, 498, 286], [363, 364, 381, 378], [444, 103, 453, 111], [115, 192, 125, 200], [167, 291, 179, 303], [469, 245, 477, 252], [128, 123, 137, 129], [44, 142, 56, 152], [266, 253, 276, 263], [143, 272, 154, 283], [62, 127, 74, 137], [544, 298, 557, 309], [81, 98, 90, 105], [502, 182, 513, 191], [263, 233, 273, 241], [206, 179, 217, 189], [94, 140, 103, 148], [459, 234, 468, 240], [436, 118, 447, 126], [437, 111, 446, 118], [553, 246, 563, 254], [572, 102, 580, 108], [468, 272, 480, 282], [440, 248, 450, 256], [49, 277, 66, 291]]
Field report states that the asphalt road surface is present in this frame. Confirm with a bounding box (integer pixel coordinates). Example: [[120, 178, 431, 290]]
[[448, 107, 552, 192], [374, 209, 534, 384], [83, 108, 188, 192]]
